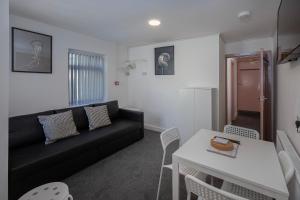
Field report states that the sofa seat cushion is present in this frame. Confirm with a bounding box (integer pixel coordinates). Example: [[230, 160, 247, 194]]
[[10, 119, 141, 177]]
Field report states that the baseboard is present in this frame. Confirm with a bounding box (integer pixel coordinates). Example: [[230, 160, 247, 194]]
[[144, 123, 164, 133]]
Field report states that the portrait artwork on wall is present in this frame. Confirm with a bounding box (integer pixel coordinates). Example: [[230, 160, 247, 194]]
[[12, 27, 52, 73], [155, 45, 174, 75]]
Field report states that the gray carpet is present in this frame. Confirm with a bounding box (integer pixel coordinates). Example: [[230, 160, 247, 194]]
[[64, 130, 187, 200]]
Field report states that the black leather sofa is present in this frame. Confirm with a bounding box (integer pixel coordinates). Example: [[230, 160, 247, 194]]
[[9, 100, 144, 200]]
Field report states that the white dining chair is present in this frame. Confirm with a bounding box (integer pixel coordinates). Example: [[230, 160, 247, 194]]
[[156, 127, 206, 200], [224, 125, 260, 140], [185, 175, 247, 200], [221, 150, 295, 200]]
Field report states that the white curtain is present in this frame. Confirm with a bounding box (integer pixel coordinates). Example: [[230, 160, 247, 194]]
[[68, 49, 104, 106]]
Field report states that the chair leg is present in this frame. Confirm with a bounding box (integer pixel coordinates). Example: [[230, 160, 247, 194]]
[[64, 194, 73, 200], [186, 193, 191, 200], [156, 166, 164, 200], [210, 175, 214, 186]]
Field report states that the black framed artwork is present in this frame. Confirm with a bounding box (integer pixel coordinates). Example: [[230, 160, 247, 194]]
[[12, 27, 52, 73], [155, 45, 174, 75]]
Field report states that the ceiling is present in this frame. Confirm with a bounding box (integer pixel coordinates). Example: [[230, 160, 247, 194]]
[[10, 0, 281, 47]]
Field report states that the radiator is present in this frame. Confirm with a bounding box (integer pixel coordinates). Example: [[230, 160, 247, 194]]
[[277, 130, 300, 200]]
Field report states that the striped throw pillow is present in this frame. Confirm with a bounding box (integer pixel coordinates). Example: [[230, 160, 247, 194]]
[[84, 105, 112, 130], [38, 110, 79, 144]]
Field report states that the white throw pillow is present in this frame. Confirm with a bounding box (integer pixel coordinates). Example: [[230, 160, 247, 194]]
[[38, 110, 79, 144], [84, 105, 112, 130]]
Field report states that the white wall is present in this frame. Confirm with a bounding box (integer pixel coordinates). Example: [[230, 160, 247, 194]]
[[277, 59, 300, 154], [116, 45, 129, 107], [128, 34, 222, 135], [0, 0, 9, 199], [225, 37, 274, 55], [10, 15, 128, 116]]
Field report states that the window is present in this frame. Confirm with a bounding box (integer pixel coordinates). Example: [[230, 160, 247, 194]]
[[68, 49, 105, 106]]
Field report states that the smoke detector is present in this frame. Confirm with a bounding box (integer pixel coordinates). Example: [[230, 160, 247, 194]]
[[238, 11, 251, 21]]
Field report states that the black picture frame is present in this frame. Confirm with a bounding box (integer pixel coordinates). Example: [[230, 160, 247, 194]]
[[155, 45, 174, 75], [12, 27, 52, 73]]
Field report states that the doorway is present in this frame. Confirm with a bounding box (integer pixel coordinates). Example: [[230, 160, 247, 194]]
[[225, 51, 273, 141]]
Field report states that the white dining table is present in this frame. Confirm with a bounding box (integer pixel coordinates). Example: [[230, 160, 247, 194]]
[[172, 129, 289, 200]]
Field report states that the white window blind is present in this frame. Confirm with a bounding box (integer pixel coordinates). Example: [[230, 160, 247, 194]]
[[68, 49, 104, 106]]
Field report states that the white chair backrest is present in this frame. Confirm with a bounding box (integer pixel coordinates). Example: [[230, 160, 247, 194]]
[[278, 151, 295, 184], [185, 175, 247, 200], [160, 127, 180, 151], [224, 125, 259, 140]]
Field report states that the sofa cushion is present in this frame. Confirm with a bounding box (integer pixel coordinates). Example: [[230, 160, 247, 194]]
[[38, 111, 80, 144], [9, 110, 55, 149], [93, 100, 119, 120], [10, 119, 141, 176], [55, 106, 89, 131]]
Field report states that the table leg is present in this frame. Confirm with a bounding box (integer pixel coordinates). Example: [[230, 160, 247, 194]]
[[172, 158, 179, 200]]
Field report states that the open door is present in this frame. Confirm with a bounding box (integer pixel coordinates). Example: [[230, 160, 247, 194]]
[[225, 50, 273, 141]]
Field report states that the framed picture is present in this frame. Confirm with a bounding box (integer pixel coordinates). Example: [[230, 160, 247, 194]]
[[155, 45, 174, 75], [12, 27, 52, 73]]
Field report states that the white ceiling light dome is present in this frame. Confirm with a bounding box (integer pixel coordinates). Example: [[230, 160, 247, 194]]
[[238, 10, 251, 20], [148, 19, 161, 26]]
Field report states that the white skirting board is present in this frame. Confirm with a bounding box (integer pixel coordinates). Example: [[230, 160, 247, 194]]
[[144, 123, 164, 133], [277, 130, 300, 200], [120, 107, 164, 133]]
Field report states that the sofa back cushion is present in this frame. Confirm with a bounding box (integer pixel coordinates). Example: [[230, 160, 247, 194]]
[[9, 110, 55, 149], [55, 106, 89, 131], [9, 100, 119, 149], [93, 100, 119, 120], [55, 101, 119, 130]]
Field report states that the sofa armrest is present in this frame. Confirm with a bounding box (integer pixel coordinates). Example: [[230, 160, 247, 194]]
[[119, 109, 144, 138], [119, 109, 143, 123]]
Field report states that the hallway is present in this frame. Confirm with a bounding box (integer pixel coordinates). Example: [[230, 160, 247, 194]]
[[231, 112, 260, 133]]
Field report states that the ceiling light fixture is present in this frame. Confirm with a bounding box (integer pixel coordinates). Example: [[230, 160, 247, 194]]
[[238, 11, 251, 20], [148, 19, 161, 26]]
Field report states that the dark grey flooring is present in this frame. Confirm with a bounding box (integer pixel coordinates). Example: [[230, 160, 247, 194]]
[[64, 130, 187, 200]]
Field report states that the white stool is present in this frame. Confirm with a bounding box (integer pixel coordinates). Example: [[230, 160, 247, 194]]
[[18, 182, 73, 200]]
